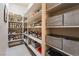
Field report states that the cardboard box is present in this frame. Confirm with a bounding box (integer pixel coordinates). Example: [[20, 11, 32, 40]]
[[63, 38, 79, 55], [47, 15, 63, 26], [64, 8, 79, 26], [47, 36, 63, 49]]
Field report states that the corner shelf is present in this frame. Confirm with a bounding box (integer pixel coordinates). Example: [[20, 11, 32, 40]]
[[24, 33, 42, 44]]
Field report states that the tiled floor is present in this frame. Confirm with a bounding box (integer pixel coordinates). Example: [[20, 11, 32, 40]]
[[6, 44, 32, 56]]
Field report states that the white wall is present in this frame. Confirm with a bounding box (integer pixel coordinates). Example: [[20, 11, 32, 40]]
[[0, 3, 8, 55]]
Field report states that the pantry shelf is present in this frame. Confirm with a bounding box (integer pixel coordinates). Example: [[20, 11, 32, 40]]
[[24, 33, 42, 44], [23, 4, 46, 56]]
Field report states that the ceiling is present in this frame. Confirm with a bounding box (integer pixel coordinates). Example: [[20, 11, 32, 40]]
[[12, 3, 29, 7], [8, 3, 33, 15]]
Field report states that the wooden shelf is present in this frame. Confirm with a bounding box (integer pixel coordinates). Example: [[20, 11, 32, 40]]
[[8, 39, 22, 42], [24, 4, 46, 56], [47, 3, 61, 12], [28, 44, 41, 56], [9, 28, 22, 29], [9, 21, 22, 23], [26, 10, 41, 23], [27, 26, 41, 28], [25, 3, 41, 16], [47, 26, 79, 28], [46, 43, 72, 56], [8, 33, 22, 35], [47, 3, 79, 14], [23, 3, 79, 56], [24, 33, 42, 44]]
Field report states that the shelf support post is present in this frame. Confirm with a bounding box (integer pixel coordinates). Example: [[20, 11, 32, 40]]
[[41, 3, 47, 56]]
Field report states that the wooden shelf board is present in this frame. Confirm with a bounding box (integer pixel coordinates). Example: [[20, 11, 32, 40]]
[[26, 10, 41, 23], [24, 33, 42, 44], [9, 21, 22, 23], [46, 43, 72, 56], [25, 3, 41, 16], [8, 33, 22, 35], [47, 3, 61, 12], [27, 26, 41, 28], [9, 28, 22, 29], [28, 44, 41, 56], [47, 3, 79, 14], [47, 26, 79, 28]]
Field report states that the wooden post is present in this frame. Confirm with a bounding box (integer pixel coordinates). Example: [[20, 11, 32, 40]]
[[41, 3, 47, 56]]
